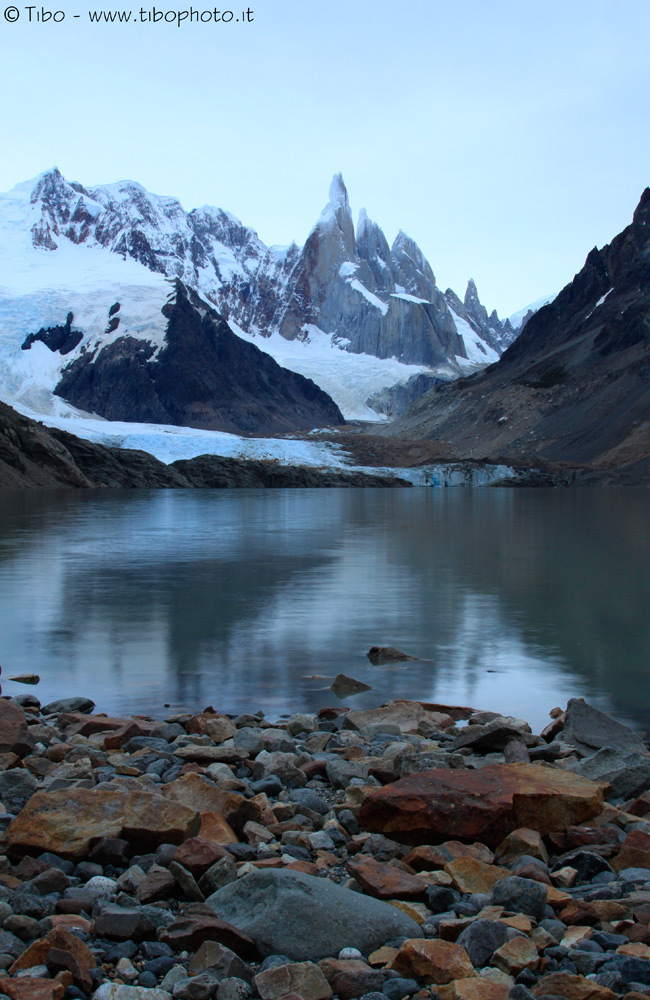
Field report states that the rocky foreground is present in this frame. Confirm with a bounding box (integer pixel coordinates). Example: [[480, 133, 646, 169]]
[[0, 692, 649, 1000]]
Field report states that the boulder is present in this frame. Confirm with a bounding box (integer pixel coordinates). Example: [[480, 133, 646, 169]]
[[0, 698, 35, 755], [562, 699, 647, 757], [343, 700, 454, 735], [204, 868, 422, 960], [567, 747, 650, 800], [358, 763, 605, 847], [367, 647, 419, 664], [612, 830, 650, 872], [6, 786, 200, 858]]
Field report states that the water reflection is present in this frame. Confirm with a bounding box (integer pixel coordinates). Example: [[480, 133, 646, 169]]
[[0, 488, 648, 734]]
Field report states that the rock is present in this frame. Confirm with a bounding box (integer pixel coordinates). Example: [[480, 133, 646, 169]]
[[0, 699, 35, 756], [168, 861, 204, 902], [531, 972, 617, 998], [343, 701, 454, 735], [93, 904, 156, 941], [6, 787, 200, 858], [162, 775, 242, 839], [453, 718, 532, 754], [366, 648, 419, 664], [494, 829, 549, 867], [444, 858, 510, 895], [317, 958, 385, 999], [438, 979, 510, 1000], [345, 856, 426, 900], [2, 980, 65, 1000], [174, 839, 230, 877], [216, 979, 253, 1000], [203, 717, 236, 744], [7, 674, 40, 684], [391, 939, 475, 985], [456, 920, 514, 967], [204, 868, 422, 960], [254, 961, 332, 1000], [331, 674, 372, 697], [41, 697, 95, 715], [492, 877, 548, 922], [160, 914, 257, 960], [198, 856, 238, 896], [612, 831, 650, 872], [491, 938, 539, 976], [9, 926, 96, 991], [358, 764, 605, 847], [562, 700, 647, 757], [567, 748, 650, 800], [253, 752, 307, 787], [92, 986, 173, 999], [187, 940, 252, 982]]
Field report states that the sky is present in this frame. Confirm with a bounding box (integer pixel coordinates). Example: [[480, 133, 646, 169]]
[[1, 0, 649, 316]]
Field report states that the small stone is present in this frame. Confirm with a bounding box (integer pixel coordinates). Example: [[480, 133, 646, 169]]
[[216, 978, 253, 1000], [531, 971, 617, 998], [318, 958, 385, 1000], [491, 938, 539, 976], [346, 857, 426, 901], [254, 961, 332, 1000], [492, 877, 548, 922], [494, 829, 549, 867], [391, 939, 476, 985]]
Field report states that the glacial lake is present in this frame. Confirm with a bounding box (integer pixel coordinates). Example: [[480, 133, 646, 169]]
[[0, 487, 648, 737]]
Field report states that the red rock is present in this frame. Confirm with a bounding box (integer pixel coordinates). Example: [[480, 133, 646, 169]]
[[173, 837, 230, 875], [103, 721, 146, 750], [343, 700, 454, 734], [318, 958, 385, 1000], [627, 790, 650, 817], [0, 698, 35, 756], [358, 764, 605, 847], [6, 786, 200, 858], [391, 939, 476, 985], [532, 972, 616, 999], [438, 980, 510, 1000], [2, 980, 64, 1000], [444, 857, 509, 894], [345, 856, 426, 900], [56, 712, 154, 736], [494, 828, 549, 866], [159, 913, 257, 959], [612, 830, 650, 872], [492, 937, 539, 975], [10, 927, 96, 991]]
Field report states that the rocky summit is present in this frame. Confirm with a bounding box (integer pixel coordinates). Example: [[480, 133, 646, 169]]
[[0, 693, 647, 1000]]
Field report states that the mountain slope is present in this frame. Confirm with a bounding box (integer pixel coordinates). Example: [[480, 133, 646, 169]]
[[388, 188, 650, 477]]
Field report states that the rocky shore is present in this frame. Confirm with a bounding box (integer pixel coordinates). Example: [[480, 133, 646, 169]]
[[0, 689, 649, 1000]]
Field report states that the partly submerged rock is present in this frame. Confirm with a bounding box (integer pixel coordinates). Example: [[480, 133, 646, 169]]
[[204, 868, 422, 960], [357, 763, 606, 847], [330, 673, 372, 697], [367, 646, 419, 664]]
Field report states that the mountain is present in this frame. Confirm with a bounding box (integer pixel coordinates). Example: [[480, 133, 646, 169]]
[[387, 188, 650, 480], [0, 168, 514, 434], [0, 400, 409, 489]]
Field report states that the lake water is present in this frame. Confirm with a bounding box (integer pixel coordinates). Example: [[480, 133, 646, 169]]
[[0, 488, 648, 737]]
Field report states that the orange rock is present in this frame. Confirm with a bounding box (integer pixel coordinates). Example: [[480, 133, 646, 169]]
[[346, 856, 427, 900], [444, 857, 510, 894], [10, 927, 96, 991], [492, 937, 539, 975], [494, 828, 549, 866], [48, 914, 92, 934], [2, 979, 64, 1000], [438, 918, 475, 942], [616, 941, 650, 959], [438, 979, 510, 1000], [391, 939, 476, 985], [6, 786, 199, 858], [358, 764, 605, 847], [368, 946, 399, 967], [532, 972, 616, 999], [560, 900, 630, 925], [0, 698, 35, 756], [387, 901, 432, 924], [545, 885, 572, 909], [612, 830, 650, 872], [163, 772, 260, 834], [561, 927, 593, 949], [501, 915, 533, 934]]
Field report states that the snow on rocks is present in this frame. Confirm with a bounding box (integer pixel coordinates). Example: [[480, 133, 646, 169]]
[[0, 695, 645, 999]]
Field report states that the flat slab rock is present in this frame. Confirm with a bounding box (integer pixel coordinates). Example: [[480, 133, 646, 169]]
[[342, 700, 454, 734], [358, 762, 606, 847], [204, 867, 422, 960], [6, 785, 200, 858]]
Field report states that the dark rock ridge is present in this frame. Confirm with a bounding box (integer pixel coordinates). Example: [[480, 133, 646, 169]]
[[387, 188, 650, 482], [45, 281, 344, 435], [24, 167, 513, 370], [0, 400, 410, 489], [20, 312, 83, 356]]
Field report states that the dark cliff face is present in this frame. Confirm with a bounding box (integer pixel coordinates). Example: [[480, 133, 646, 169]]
[[53, 283, 344, 435], [388, 188, 650, 477]]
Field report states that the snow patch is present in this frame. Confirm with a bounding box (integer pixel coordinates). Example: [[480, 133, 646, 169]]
[[449, 308, 500, 367]]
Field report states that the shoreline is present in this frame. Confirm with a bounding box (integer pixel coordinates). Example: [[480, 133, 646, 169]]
[[0, 693, 648, 999]]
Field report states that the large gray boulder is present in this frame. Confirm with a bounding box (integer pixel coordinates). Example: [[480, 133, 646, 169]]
[[566, 746, 650, 800], [204, 868, 422, 960], [562, 699, 647, 758]]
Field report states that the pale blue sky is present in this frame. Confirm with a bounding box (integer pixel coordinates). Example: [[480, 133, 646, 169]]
[[1, 0, 648, 315]]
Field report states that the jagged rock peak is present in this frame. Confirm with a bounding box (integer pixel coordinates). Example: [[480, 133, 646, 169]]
[[328, 172, 351, 212]]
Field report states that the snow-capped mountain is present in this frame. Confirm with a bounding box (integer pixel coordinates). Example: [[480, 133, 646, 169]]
[[0, 168, 517, 435]]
